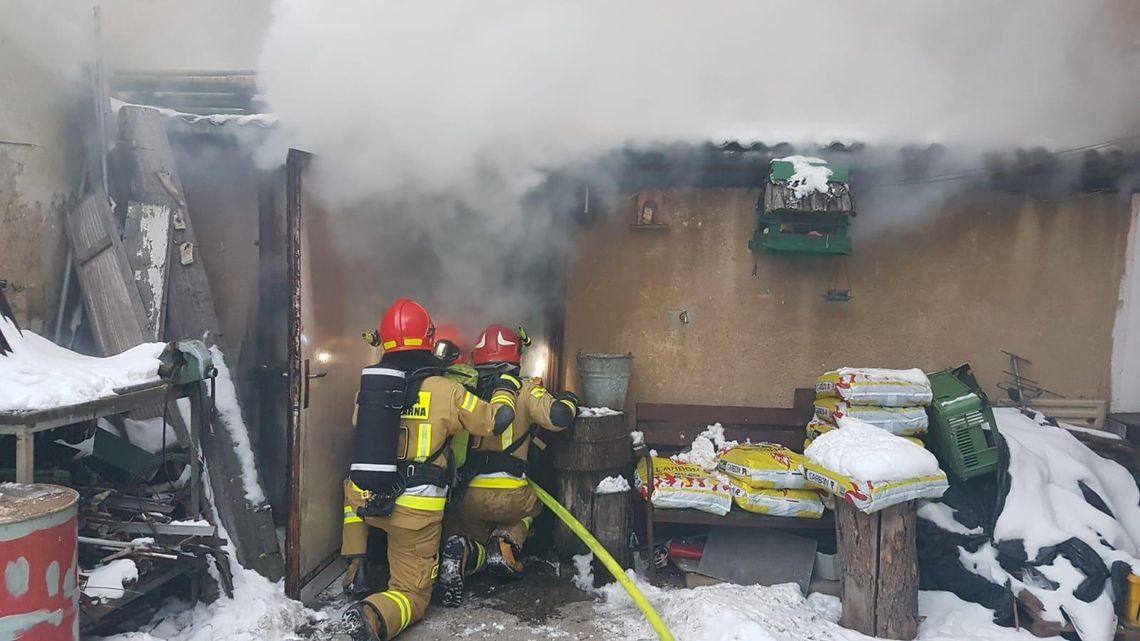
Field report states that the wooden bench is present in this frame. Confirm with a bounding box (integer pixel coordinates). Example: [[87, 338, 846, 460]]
[[632, 389, 834, 582]]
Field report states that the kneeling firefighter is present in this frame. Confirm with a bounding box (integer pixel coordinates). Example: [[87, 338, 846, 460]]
[[341, 300, 510, 641], [342, 322, 479, 597], [438, 324, 579, 607]]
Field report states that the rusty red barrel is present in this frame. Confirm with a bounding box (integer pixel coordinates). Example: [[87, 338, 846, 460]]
[[0, 483, 79, 641]]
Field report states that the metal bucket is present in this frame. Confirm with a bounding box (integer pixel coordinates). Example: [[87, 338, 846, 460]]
[[0, 483, 79, 641], [576, 352, 633, 410]]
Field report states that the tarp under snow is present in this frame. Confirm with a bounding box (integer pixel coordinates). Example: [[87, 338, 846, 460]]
[[921, 407, 1139, 641]]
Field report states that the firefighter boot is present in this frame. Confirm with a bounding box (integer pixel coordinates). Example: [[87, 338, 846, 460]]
[[486, 531, 524, 580], [342, 557, 370, 598], [342, 601, 386, 641], [438, 535, 476, 608]]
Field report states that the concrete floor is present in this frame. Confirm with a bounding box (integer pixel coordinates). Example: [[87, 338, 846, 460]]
[[311, 559, 606, 641]]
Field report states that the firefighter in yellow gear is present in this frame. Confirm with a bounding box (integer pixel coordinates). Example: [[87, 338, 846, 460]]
[[438, 324, 579, 607], [341, 300, 507, 641]]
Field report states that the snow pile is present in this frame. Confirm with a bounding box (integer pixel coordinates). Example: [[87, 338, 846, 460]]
[[595, 475, 631, 494], [630, 430, 645, 447], [100, 565, 318, 641], [579, 406, 623, 417], [777, 155, 833, 198], [571, 553, 597, 594], [83, 559, 139, 602], [209, 347, 268, 506], [994, 408, 1140, 564], [804, 417, 941, 481], [958, 407, 1140, 641], [0, 315, 165, 412], [673, 423, 738, 471], [918, 501, 983, 536], [595, 573, 1046, 641]]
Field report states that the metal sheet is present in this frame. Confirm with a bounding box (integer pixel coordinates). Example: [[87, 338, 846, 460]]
[[696, 528, 817, 594]]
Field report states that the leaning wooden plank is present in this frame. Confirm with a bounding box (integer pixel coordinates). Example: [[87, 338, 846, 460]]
[[119, 106, 177, 341], [138, 109, 284, 581], [64, 190, 152, 356]]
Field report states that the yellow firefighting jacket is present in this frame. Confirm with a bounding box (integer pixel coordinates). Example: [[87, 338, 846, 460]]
[[468, 377, 574, 490], [393, 375, 497, 510]]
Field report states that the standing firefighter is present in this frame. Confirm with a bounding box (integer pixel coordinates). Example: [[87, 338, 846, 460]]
[[438, 324, 579, 607], [341, 300, 508, 641]]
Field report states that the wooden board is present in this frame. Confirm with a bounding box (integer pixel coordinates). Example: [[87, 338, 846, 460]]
[[119, 106, 177, 340], [1028, 399, 1108, 430], [651, 506, 834, 530], [636, 390, 815, 453], [126, 110, 284, 582], [64, 190, 151, 356]]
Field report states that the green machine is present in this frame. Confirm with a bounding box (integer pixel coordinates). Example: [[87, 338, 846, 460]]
[[158, 340, 215, 385], [926, 364, 1002, 481], [749, 159, 855, 256]]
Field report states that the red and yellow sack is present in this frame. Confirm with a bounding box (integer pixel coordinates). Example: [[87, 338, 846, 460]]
[[816, 368, 932, 407], [635, 457, 732, 516], [717, 443, 808, 490], [802, 460, 948, 514], [814, 398, 929, 436], [726, 477, 825, 519]]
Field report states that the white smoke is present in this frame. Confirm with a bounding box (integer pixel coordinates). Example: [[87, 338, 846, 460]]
[[253, 0, 1140, 331], [257, 0, 1140, 205]]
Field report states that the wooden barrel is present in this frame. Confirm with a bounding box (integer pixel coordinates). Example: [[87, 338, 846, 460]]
[[552, 413, 632, 571], [552, 412, 631, 472]]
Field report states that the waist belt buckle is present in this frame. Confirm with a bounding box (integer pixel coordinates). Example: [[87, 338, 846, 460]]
[[405, 463, 417, 478]]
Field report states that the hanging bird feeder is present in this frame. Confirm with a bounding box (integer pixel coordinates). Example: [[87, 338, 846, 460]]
[[749, 158, 856, 256]]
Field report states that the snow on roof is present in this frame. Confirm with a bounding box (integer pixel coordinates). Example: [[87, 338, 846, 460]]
[[0, 314, 165, 412], [110, 98, 278, 128], [775, 155, 835, 199]]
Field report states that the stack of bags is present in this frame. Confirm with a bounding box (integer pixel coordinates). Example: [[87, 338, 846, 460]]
[[801, 367, 948, 513], [717, 444, 825, 519], [809, 367, 934, 447]]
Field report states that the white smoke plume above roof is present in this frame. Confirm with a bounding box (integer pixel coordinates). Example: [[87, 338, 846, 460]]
[[257, 0, 1140, 205]]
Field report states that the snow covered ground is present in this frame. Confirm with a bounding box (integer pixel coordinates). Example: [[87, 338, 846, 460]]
[[93, 559, 1063, 641]]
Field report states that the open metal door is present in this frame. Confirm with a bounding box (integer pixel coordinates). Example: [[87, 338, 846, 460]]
[[285, 149, 378, 599]]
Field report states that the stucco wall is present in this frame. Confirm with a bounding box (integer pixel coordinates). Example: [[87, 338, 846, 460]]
[[562, 189, 1131, 408], [0, 43, 82, 332]]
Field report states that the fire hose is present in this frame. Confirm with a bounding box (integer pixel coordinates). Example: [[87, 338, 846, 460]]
[[530, 481, 676, 641]]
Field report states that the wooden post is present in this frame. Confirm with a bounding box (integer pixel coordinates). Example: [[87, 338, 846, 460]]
[[877, 504, 919, 640], [590, 489, 632, 586], [837, 501, 919, 640]]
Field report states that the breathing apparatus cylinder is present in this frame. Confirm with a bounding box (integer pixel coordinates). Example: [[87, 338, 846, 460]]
[[349, 366, 408, 509]]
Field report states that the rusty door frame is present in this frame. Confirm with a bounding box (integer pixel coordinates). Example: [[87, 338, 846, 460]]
[[285, 148, 308, 598]]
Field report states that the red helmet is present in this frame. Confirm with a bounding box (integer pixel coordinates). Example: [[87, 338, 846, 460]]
[[379, 298, 434, 353], [471, 324, 522, 366], [434, 323, 467, 354]]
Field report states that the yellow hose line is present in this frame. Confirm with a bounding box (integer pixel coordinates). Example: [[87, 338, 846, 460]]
[[530, 481, 676, 641]]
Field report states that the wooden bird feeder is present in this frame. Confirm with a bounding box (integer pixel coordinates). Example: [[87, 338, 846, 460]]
[[630, 190, 670, 230]]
